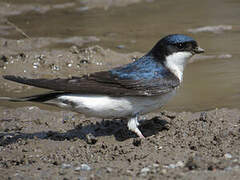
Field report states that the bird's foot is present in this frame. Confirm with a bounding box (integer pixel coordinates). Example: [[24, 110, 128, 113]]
[[127, 115, 145, 139]]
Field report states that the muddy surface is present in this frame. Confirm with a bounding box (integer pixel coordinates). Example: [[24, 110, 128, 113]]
[[1, 106, 240, 180], [1, 0, 240, 180], [0, 37, 240, 180]]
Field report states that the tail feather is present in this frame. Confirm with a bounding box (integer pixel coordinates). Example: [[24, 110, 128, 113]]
[[0, 97, 27, 102], [0, 92, 64, 102]]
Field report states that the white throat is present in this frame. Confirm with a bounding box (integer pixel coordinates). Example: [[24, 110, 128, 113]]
[[164, 52, 192, 82]]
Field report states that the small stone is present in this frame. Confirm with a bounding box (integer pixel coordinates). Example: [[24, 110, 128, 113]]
[[224, 153, 232, 159], [22, 148, 28, 152], [74, 166, 81, 171], [33, 62, 39, 69], [70, 45, 80, 54], [18, 53, 26, 59], [126, 169, 133, 176], [61, 163, 71, 169], [80, 164, 91, 171], [96, 62, 103, 66], [140, 167, 150, 176], [176, 161, 184, 167], [79, 59, 89, 64], [49, 64, 60, 71], [86, 133, 97, 144], [168, 164, 177, 168], [106, 167, 112, 173]]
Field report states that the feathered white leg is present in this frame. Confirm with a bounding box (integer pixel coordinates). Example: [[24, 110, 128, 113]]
[[127, 114, 145, 138]]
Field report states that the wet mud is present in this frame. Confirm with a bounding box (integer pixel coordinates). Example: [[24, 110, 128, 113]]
[[1, 0, 240, 179], [0, 39, 240, 180]]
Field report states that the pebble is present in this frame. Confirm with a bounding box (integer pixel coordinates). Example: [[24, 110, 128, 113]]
[[168, 164, 177, 169], [96, 62, 103, 66], [126, 169, 133, 176], [176, 161, 184, 167], [61, 163, 71, 169], [152, 163, 159, 168], [224, 153, 232, 159], [50, 64, 60, 71], [86, 133, 97, 144], [140, 167, 150, 176], [33, 62, 39, 69], [106, 167, 112, 173], [165, 161, 184, 168], [79, 59, 89, 64], [74, 167, 81, 171], [80, 164, 91, 171]]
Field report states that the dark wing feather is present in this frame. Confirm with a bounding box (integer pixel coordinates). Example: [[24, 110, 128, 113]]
[[3, 70, 179, 96]]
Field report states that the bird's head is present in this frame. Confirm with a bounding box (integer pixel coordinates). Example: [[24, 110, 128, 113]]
[[150, 34, 204, 81], [151, 34, 204, 60]]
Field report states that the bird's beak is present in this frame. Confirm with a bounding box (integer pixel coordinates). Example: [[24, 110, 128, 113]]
[[193, 46, 205, 54]]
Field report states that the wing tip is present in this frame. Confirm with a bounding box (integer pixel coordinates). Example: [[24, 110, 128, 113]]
[[3, 75, 27, 84], [3, 75, 17, 80]]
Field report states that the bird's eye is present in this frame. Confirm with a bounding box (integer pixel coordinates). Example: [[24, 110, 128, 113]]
[[176, 43, 184, 49]]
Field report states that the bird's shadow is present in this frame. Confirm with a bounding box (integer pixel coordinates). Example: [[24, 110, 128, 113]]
[[0, 116, 170, 146]]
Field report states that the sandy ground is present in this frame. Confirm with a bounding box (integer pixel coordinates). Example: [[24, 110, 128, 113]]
[[0, 36, 240, 180], [0, 1, 240, 179]]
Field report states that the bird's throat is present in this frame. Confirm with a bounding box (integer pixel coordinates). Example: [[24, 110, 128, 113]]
[[164, 52, 192, 82]]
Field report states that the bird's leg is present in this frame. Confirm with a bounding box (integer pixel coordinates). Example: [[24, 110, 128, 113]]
[[127, 114, 145, 139]]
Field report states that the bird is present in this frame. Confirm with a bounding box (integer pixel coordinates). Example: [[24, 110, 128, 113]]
[[1, 34, 204, 138]]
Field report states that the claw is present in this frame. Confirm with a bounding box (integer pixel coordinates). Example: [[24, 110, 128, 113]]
[[127, 115, 145, 138]]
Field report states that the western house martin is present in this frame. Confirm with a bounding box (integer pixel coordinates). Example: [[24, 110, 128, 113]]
[[2, 34, 204, 138]]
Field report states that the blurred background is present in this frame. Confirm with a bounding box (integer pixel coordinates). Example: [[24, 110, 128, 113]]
[[0, 0, 240, 112]]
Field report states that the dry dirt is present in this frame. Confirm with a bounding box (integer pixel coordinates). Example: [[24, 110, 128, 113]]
[[0, 36, 240, 180]]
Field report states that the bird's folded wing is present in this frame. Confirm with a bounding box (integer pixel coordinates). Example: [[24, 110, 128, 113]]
[[3, 71, 179, 96]]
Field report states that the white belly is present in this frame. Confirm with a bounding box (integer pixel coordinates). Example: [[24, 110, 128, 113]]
[[48, 90, 176, 118]]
